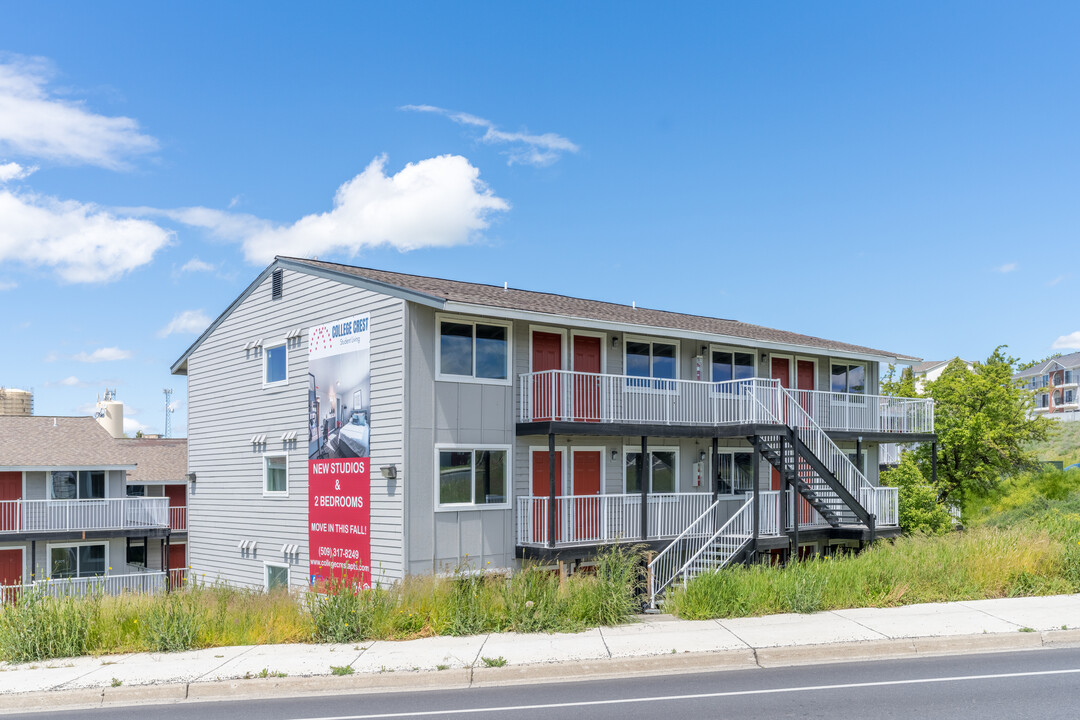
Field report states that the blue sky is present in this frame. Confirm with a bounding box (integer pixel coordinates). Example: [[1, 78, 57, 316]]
[[1, 3, 1078, 436]]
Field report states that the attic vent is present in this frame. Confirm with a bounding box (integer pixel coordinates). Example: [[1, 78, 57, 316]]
[[271, 269, 283, 300]]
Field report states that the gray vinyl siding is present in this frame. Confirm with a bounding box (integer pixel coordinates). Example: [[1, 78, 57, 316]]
[[186, 268, 406, 589], [405, 306, 515, 575]]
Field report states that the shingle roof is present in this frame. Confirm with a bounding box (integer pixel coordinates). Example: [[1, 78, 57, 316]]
[[284, 258, 920, 362], [120, 438, 188, 483], [912, 358, 973, 374], [1015, 351, 1080, 376], [0, 416, 136, 468]]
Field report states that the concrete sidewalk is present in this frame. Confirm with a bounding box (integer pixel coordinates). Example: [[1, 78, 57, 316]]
[[2, 594, 1079, 713]]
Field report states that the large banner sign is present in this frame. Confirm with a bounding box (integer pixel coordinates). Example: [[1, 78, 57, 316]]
[[308, 314, 371, 590]]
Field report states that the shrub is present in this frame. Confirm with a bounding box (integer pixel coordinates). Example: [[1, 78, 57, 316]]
[[881, 454, 953, 534]]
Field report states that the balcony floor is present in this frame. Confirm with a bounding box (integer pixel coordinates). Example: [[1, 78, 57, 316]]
[[517, 420, 936, 444], [0, 526, 174, 543], [517, 524, 901, 561]]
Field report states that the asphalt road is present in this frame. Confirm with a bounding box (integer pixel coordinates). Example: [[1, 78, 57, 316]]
[[9, 646, 1080, 720]]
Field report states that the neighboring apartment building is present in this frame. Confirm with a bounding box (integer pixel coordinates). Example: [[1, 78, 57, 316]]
[[1015, 352, 1080, 417], [910, 358, 974, 392], [0, 407, 188, 596], [171, 257, 935, 603]]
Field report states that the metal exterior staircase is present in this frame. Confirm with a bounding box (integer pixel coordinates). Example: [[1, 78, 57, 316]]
[[647, 383, 888, 607]]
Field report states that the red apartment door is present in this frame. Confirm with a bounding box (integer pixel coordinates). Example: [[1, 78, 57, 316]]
[[796, 360, 815, 418], [572, 451, 602, 540], [572, 335, 602, 421], [168, 543, 186, 589], [531, 450, 563, 543], [164, 484, 186, 531], [770, 359, 788, 491], [0, 548, 19, 603], [532, 332, 563, 421], [0, 472, 20, 532]]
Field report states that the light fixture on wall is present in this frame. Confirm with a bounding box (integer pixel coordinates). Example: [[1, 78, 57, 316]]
[[380, 465, 398, 480], [699, 451, 706, 462], [611, 449, 618, 462], [761, 353, 767, 363], [612, 337, 620, 349]]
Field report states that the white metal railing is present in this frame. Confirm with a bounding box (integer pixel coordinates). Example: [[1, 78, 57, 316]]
[[518, 370, 934, 435], [519, 372, 780, 426], [0, 571, 168, 599], [0, 498, 169, 534], [860, 486, 899, 527], [515, 492, 713, 547], [785, 488, 831, 530], [170, 506, 187, 531], [785, 389, 934, 434], [759, 490, 782, 536]]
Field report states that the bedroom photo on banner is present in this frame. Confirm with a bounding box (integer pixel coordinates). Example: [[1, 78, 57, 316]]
[[307, 314, 372, 589]]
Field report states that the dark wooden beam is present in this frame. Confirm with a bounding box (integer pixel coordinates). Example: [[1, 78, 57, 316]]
[[548, 432, 557, 549], [639, 436, 648, 541]]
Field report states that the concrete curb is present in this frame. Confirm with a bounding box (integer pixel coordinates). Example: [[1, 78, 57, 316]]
[[2, 629, 1079, 715]]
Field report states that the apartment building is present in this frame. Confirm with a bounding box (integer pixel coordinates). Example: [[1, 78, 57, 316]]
[[0, 411, 188, 596], [171, 257, 935, 603], [1015, 352, 1080, 417]]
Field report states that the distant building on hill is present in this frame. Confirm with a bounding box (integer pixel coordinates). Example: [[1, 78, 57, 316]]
[[1014, 352, 1080, 420], [0, 388, 33, 417]]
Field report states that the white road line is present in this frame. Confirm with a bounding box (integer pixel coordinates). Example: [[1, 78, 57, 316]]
[[287, 667, 1080, 720]]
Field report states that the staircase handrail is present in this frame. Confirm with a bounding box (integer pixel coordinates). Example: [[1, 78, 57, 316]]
[[672, 494, 754, 589], [647, 498, 721, 605]]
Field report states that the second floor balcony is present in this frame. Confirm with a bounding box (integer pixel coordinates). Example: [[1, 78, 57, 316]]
[[518, 371, 935, 435], [0, 497, 170, 535]]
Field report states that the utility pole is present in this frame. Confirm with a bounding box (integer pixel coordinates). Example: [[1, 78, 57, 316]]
[[163, 388, 174, 438]]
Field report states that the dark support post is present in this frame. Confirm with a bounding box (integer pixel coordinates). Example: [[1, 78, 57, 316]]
[[752, 438, 760, 559], [711, 437, 719, 501], [547, 433, 557, 549], [30, 540, 35, 581], [165, 533, 171, 592], [791, 431, 799, 562], [931, 441, 938, 486], [160, 539, 165, 572], [868, 513, 877, 546], [639, 436, 648, 540], [856, 436, 863, 474], [778, 435, 787, 541]]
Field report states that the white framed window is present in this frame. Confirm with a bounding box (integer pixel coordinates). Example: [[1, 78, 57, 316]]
[[264, 341, 288, 387], [49, 470, 107, 500], [436, 315, 512, 385], [47, 542, 108, 579], [435, 444, 511, 510], [710, 346, 756, 384], [715, 450, 756, 495], [624, 336, 678, 393], [623, 446, 679, 494], [265, 561, 290, 592], [263, 453, 289, 497], [830, 362, 867, 394]]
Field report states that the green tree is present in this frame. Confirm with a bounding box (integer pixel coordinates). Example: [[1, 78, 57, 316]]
[[881, 364, 918, 398], [880, 454, 953, 534], [915, 348, 1053, 508], [1017, 353, 1061, 372]]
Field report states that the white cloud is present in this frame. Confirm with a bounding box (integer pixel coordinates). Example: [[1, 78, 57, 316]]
[[228, 194, 241, 209], [45, 375, 89, 387], [123, 416, 149, 436], [994, 262, 1018, 273], [0, 55, 157, 169], [159, 309, 212, 337], [73, 347, 131, 362], [0, 161, 35, 182], [180, 257, 214, 273], [0, 279, 15, 290], [1048, 274, 1067, 287], [0, 188, 172, 282], [402, 105, 579, 166], [150, 154, 509, 264], [1052, 332, 1080, 350]]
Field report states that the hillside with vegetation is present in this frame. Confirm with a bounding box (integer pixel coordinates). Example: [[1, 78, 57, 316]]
[[1028, 420, 1080, 465]]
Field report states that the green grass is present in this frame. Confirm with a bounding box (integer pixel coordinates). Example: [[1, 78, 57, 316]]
[[330, 665, 354, 676], [0, 546, 642, 662], [480, 656, 507, 667]]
